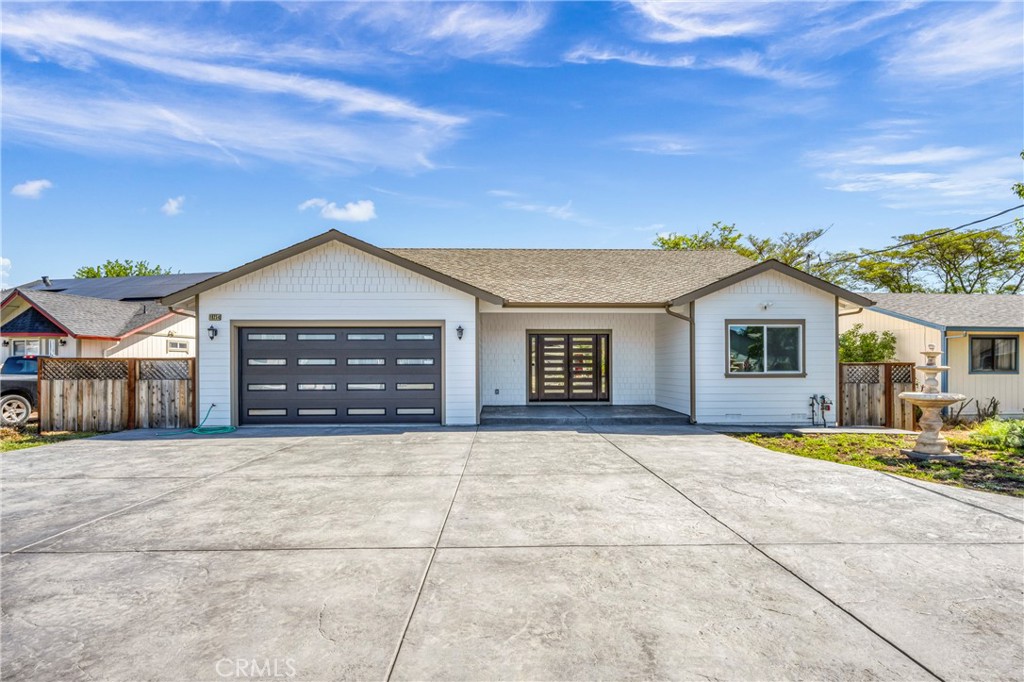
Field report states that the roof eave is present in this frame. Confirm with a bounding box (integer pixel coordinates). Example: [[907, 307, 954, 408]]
[[669, 260, 876, 308], [1, 290, 76, 336], [159, 230, 506, 307], [500, 301, 668, 308]]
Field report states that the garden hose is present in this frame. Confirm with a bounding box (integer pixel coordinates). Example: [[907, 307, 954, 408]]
[[156, 404, 237, 436]]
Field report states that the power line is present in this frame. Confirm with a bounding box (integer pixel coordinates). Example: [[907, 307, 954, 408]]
[[821, 204, 1023, 266]]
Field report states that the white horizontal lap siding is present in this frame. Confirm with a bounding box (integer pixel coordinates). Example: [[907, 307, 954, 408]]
[[947, 333, 1024, 419], [197, 242, 477, 426], [480, 312, 655, 405], [838, 308, 942, 361], [694, 271, 836, 424], [102, 316, 197, 359], [655, 314, 690, 415]]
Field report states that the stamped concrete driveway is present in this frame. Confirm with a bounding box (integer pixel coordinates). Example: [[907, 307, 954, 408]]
[[2, 425, 1022, 681]]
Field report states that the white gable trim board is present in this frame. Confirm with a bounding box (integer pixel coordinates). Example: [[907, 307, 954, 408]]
[[185, 236, 853, 427]]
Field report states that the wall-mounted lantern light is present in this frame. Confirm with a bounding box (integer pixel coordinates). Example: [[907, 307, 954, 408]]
[[1, 339, 8, 347], [207, 325, 219, 341], [59, 338, 67, 346], [456, 325, 464, 340]]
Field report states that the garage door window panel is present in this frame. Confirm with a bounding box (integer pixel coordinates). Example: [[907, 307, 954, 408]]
[[239, 326, 440, 425]]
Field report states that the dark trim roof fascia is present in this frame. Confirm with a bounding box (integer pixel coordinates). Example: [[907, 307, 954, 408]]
[[119, 311, 182, 338], [159, 230, 506, 307], [868, 307, 946, 331], [670, 260, 876, 308], [1, 290, 75, 336], [500, 301, 668, 308], [947, 326, 1024, 333]]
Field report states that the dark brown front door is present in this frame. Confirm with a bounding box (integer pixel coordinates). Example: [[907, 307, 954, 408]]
[[529, 333, 609, 401]]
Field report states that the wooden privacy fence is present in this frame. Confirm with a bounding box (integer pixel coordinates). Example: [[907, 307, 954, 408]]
[[839, 362, 916, 429], [38, 358, 195, 432]]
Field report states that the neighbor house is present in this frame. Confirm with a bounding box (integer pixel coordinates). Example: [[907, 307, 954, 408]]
[[159, 230, 874, 427], [840, 293, 1024, 418], [0, 273, 215, 362]]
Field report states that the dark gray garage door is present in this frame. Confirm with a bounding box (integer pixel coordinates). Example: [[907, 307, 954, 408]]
[[239, 326, 441, 425]]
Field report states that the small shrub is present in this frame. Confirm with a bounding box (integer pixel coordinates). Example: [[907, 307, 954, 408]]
[[971, 419, 1024, 453], [976, 397, 1000, 421]]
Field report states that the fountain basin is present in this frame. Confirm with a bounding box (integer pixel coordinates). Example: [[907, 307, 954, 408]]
[[898, 390, 967, 463]]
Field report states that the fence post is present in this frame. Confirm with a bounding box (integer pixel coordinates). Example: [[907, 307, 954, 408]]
[[126, 359, 137, 430], [883, 363, 893, 428], [188, 357, 197, 427]]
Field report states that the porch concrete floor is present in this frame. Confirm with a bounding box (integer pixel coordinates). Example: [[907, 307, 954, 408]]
[[479, 404, 690, 425]]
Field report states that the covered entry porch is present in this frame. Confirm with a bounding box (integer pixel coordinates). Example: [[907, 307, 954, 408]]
[[479, 404, 690, 426]]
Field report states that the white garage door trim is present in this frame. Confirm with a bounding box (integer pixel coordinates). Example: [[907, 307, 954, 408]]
[[229, 320, 446, 425]]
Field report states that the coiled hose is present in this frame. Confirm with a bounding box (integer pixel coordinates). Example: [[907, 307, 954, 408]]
[[157, 404, 237, 436]]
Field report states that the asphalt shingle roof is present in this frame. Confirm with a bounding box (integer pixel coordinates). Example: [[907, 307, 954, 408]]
[[12, 290, 173, 338], [868, 293, 1024, 329], [388, 248, 757, 304], [16, 273, 221, 301]]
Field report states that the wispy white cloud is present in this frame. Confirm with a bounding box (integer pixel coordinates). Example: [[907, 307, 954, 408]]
[[10, 178, 52, 199], [886, 2, 1023, 81], [2, 9, 463, 128], [0, 7, 466, 171], [628, 1, 791, 43], [616, 133, 699, 156], [565, 45, 695, 68], [807, 145, 985, 167], [705, 52, 832, 88], [807, 134, 1019, 211], [486, 189, 521, 198], [335, 2, 549, 59], [0, 257, 11, 290], [502, 200, 586, 224], [299, 197, 377, 222], [161, 196, 184, 216], [2, 85, 451, 171], [565, 45, 826, 88]]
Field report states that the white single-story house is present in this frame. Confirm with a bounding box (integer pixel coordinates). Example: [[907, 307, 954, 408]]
[[0, 273, 214, 361], [158, 230, 874, 427], [840, 293, 1024, 419]]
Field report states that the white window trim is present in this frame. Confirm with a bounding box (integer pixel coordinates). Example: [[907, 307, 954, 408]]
[[725, 319, 806, 377]]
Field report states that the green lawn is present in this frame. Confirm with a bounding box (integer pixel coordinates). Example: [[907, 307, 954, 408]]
[[1, 424, 100, 452], [733, 430, 1024, 497]]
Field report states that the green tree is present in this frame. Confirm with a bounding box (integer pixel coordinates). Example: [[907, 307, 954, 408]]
[[653, 221, 750, 255], [838, 324, 897, 362], [835, 228, 1023, 294], [654, 223, 833, 276], [75, 259, 174, 278]]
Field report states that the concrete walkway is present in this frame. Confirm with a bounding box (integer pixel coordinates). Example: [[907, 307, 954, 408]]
[[1, 425, 1021, 680]]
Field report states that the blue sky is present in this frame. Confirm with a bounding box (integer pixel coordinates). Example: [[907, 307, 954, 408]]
[[2, 1, 1022, 286]]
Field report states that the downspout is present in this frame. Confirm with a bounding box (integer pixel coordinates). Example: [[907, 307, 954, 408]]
[[689, 301, 697, 424], [941, 331, 967, 395], [170, 307, 197, 318], [664, 304, 696, 423], [664, 304, 692, 322], [837, 307, 863, 317]]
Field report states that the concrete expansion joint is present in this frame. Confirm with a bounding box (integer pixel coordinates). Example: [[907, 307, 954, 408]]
[[880, 473, 1024, 525], [587, 425, 948, 682], [385, 426, 479, 681]]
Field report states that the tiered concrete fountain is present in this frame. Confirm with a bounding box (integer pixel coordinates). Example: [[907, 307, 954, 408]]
[[898, 344, 966, 463]]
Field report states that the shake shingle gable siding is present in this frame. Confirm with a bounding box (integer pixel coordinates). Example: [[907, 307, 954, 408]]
[[1, 307, 64, 335]]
